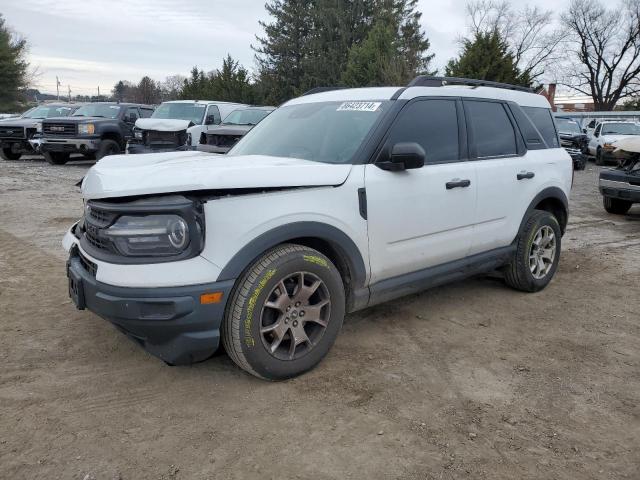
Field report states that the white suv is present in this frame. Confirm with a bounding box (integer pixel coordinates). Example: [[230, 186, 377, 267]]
[[63, 77, 572, 380]]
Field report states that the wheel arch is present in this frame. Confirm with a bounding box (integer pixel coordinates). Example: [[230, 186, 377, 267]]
[[101, 129, 124, 148], [518, 187, 569, 236], [217, 222, 369, 312]]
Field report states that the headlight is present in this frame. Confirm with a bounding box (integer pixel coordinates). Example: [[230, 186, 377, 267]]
[[35, 123, 42, 133], [104, 215, 191, 256], [79, 123, 95, 135], [134, 129, 143, 140]]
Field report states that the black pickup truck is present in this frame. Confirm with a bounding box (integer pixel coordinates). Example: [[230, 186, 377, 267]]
[[0, 103, 81, 160], [40, 103, 154, 165]]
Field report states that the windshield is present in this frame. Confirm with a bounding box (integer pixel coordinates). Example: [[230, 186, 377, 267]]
[[23, 105, 75, 119], [152, 102, 207, 124], [73, 104, 122, 119], [229, 101, 388, 164], [556, 118, 582, 135], [601, 123, 640, 135], [223, 109, 272, 126]]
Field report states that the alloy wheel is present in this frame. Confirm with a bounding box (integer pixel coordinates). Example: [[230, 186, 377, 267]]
[[260, 271, 331, 361], [529, 225, 557, 280]]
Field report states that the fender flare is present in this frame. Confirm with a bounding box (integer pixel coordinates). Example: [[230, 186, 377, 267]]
[[217, 221, 368, 290], [517, 186, 569, 237]]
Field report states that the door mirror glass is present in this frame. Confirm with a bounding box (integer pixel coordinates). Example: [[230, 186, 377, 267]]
[[378, 142, 425, 171], [205, 114, 218, 125], [125, 113, 138, 124]]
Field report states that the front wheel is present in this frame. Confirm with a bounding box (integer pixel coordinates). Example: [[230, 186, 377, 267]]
[[1, 147, 21, 160], [43, 151, 70, 165], [504, 210, 562, 293], [595, 147, 605, 166], [222, 244, 345, 380], [603, 196, 632, 214], [96, 139, 121, 160]]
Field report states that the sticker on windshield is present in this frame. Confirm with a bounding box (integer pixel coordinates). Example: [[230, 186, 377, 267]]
[[194, 104, 206, 108], [337, 102, 381, 112], [109, 106, 120, 109]]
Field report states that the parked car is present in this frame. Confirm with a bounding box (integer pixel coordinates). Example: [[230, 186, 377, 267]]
[[63, 76, 572, 380], [197, 106, 275, 154], [127, 100, 247, 154], [39, 103, 154, 165], [555, 116, 587, 170], [586, 121, 640, 165], [599, 136, 640, 214], [0, 103, 82, 160]]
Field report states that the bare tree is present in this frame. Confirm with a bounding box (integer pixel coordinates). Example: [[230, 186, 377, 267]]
[[561, 0, 640, 110], [160, 75, 186, 100], [465, 1, 566, 83]]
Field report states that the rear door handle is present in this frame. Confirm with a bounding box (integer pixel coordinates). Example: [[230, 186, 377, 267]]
[[517, 171, 535, 180], [446, 179, 471, 189]]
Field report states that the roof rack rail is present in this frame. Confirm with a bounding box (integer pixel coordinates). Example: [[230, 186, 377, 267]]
[[409, 76, 533, 93], [302, 86, 347, 96]]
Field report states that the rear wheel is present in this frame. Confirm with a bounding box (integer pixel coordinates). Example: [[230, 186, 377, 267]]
[[504, 210, 562, 293], [43, 151, 70, 165], [0, 147, 21, 161], [222, 244, 345, 380], [96, 139, 121, 160], [603, 196, 632, 214]]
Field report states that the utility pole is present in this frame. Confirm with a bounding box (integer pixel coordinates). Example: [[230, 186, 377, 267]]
[[97, 86, 100, 99], [68, 85, 71, 102], [56, 76, 61, 100]]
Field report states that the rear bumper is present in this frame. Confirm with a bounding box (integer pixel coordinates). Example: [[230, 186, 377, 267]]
[[41, 137, 101, 154], [599, 176, 640, 203], [67, 248, 235, 365]]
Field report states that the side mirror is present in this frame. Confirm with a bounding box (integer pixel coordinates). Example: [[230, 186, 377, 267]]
[[125, 114, 137, 124], [377, 142, 426, 171], [594, 132, 600, 138], [205, 115, 218, 125]]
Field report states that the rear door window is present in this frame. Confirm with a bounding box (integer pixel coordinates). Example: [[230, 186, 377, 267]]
[[465, 101, 517, 158], [522, 107, 559, 148]]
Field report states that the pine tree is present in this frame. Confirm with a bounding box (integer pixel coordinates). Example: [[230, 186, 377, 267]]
[[210, 55, 255, 104], [445, 30, 531, 87], [253, 0, 313, 104], [0, 14, 28, 111]]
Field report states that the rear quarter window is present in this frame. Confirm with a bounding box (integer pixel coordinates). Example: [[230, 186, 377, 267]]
[[523, 107, 559, 148]]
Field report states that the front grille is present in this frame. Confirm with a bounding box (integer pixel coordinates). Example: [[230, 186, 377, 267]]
[[206, 134, 242, 148], [43, 122, 77, 136], [78, 250, 98, 277], [0, 125, 25, 139], [82, 203, 118, 253], [145, 130, 187, 149]]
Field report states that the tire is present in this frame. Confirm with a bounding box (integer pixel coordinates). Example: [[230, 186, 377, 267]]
[[595, 147, 605, 166], [504, 210, 562, 293], [43, 151, 70, 165], [96, 139, 121, 160], [603, 196, 632, 215], [1, 147, 21, 161], [222, 244, 345, 380]]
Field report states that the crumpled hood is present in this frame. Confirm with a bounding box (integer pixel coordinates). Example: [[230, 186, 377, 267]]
[[135, 118, 193, 132], [204, 125, 253, 136], [0, 117, 42, 128], [81, 151, 352, 200], [601, 134, 634, 144], [613, 135, 640, 154]]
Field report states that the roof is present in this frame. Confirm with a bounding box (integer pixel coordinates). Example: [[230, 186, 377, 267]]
[[161, 100, 247, 106], [286, 85, 550, 109]]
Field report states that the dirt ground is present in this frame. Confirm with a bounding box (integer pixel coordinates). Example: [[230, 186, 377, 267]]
[[0, 156, 638, 480]]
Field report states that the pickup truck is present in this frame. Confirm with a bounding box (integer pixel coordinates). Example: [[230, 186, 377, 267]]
[[40, 103, 154, 164], [127, 100, 246, 154], [599, 136, 640, 214], [0, 103, 81, 160]]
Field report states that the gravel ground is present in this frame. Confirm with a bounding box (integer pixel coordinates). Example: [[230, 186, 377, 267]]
[[0, 156, 639, 480]]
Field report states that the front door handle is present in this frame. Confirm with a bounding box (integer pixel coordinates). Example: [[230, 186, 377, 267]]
[[517, 171, 535, 180], [446, 179, 471, 189]]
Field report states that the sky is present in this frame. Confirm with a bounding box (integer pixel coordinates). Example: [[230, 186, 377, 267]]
[[1, 0, 572, 97]]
